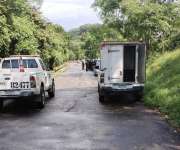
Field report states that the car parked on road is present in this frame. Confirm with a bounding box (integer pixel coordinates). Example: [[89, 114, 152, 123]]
[[0, 55, 55, 110]]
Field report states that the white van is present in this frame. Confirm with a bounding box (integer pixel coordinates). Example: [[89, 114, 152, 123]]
[[98, 42, 146, 102]]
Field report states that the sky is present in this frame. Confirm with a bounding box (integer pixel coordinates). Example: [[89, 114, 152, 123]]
[[40, 0, 101, 31]]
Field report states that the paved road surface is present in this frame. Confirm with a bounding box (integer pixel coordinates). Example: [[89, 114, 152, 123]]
[[0, 62, 179, 150]]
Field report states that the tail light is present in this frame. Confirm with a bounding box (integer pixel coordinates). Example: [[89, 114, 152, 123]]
[[20, 65, 25, 72], [30, 76, 36, 88]]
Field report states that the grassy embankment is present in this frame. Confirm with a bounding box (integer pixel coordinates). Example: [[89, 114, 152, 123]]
[[145, 49, 180, 127]]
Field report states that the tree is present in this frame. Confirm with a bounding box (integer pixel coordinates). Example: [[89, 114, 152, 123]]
[[0, 0, 74, 69], [93, 0, 180, 54], [70, 24, 124, 59]]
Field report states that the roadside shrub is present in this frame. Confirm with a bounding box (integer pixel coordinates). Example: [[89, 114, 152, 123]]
[[145, 49, 180, 127]]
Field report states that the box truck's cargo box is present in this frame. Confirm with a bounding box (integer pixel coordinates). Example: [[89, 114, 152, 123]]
[[98, 42, 146, 102]]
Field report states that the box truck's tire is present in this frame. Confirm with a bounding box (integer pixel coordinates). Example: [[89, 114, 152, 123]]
[[99, 87, 105, 103], [98, 84, 100, 93], [38, 85, 46, 109], [136, 92, 143, 101], [99, 95, 105, 103], [0, 101, 3, 111]]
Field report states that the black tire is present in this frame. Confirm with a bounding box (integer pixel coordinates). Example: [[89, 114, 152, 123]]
[[136, 92, 143, 101], [99, 94, 105, 103], [98, 84, 101, 93], [48, 81, 55, 98], [0, 100, 3, 112], [38, 85, 46, 109], [98, 87, 105, 103]]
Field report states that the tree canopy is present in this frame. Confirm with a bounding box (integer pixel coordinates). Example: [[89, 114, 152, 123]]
[[69, 24, 124, 59], [93, 0, 180, 54], [0, 0, 74, 69]]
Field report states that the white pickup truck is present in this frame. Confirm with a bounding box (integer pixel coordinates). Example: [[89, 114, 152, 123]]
[[0, 55, 55, 110]]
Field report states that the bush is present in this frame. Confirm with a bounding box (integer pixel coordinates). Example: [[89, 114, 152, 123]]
[[145, 49, 180, 127]]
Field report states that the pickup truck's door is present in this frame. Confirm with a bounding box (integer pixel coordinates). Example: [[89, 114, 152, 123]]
[[108, 46, 123, 83], [38, 59, 52, 90]]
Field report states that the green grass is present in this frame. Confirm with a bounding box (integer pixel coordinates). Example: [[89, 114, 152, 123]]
[[145, 49, 180, 127]]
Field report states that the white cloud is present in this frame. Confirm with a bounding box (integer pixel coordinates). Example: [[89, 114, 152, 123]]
[[40, 0, 101, 30]]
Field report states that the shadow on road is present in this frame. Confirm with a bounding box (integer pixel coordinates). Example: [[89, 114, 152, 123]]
[[0, 96, 54, 116]]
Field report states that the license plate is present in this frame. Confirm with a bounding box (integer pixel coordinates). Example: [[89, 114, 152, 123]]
[[11, 82, 30, 89], [0, 91, 20, 95], [0, 82, 5, 86]]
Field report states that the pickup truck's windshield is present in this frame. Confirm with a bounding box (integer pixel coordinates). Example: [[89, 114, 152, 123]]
[[2, 59, 38, 69]]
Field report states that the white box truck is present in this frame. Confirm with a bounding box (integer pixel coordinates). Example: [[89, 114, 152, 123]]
[[98, 42, 146, 102]]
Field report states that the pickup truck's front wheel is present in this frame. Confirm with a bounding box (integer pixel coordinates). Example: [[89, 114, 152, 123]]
[[48, 80, 55, 98], [38, 85, 46, 109]]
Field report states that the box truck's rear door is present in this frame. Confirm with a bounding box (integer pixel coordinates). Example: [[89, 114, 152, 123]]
[[108, 46, 123, 83]]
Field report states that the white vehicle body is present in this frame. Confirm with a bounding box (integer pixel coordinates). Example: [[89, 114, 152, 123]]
[[98, 42, 146, 102], [0, 56, 55, 109]]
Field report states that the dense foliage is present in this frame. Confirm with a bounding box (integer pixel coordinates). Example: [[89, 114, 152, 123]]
[[93, 0, 180, 55], [0, 0, 73, 69], [145, 49, 180, 127], [69, 24, 124, 59], [70, 0, 180, 59]]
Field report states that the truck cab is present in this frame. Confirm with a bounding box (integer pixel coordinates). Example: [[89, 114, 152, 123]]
[[98, 42, 146, 102]]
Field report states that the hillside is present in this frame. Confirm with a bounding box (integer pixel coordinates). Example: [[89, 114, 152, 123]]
[[145, 49, 180, 127]]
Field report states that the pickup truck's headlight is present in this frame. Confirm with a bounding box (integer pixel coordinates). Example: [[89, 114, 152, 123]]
[[30, 76, 36, 88]]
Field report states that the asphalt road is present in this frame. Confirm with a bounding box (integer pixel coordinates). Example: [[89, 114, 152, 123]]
[[0, 62, 179, 150]]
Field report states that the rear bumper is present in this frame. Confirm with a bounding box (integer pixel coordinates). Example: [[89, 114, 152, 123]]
[[0, 89, 39, 99], [100, 84, 144, 96]]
